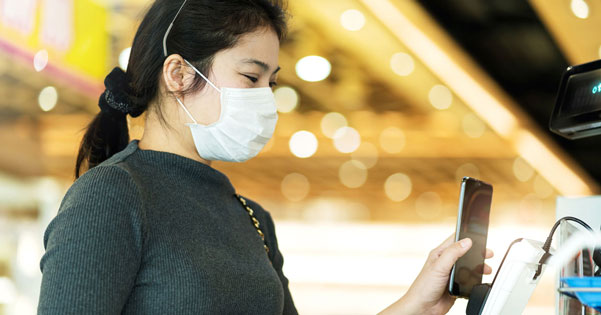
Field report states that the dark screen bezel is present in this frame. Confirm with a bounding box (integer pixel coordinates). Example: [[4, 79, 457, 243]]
[[448, 177, 493, 298], [549, 59, 601, 139]]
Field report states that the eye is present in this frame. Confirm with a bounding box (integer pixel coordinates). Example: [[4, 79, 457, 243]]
[[269, 81, 278, 88], [243, 74, 258, 83]]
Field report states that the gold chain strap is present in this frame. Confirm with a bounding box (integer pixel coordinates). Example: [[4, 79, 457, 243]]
[[235, 194, 270, 255]]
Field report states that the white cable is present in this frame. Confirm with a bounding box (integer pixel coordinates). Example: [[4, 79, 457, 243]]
[[547, 230, 601, 270]]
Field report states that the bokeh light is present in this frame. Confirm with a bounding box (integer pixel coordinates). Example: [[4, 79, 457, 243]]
[[0, 277, 16, 304], [295, 55, 332, 82], [339, 160, 368, 188], [513, 156, 535, 182], [289, 130, 318, 158], [518, 193, 543, 223], [33, 49, 49, 72], [379, 127, 406, 154], [274, 86, 299, 113], [390, 52, 414, 76], [350, 142, 379, 169], [119, 47, 131, 71], [571, 0, 589, 19], [129, 125, 145, 140], [333, 126, 361, 153], [11, 296, 36, 315], [16, 233, 40, 277], [384, 173, 412, 202], [302, 199, 370, 222], [415, 192, 443, 220], [0, 2, 581, 315], [455, 163, 481, 182], [462, 113, 486, 138], [428, 84, 453, 110], [340, 9, 366, 31], [38, 86, 58, 112], [281, 173, 310, 202], [321, 112, 348, 138], [533, 175, 554, 199]]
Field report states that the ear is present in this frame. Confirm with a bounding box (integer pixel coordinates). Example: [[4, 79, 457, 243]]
[[162, 54, 195, 94]]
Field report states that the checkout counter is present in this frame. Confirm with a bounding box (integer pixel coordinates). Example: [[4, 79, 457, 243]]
[[555, 197, 601, 314], [467, 59, 601, 315]]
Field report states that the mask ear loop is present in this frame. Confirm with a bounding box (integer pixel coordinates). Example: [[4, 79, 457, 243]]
[[175, 96, 198, 124], [175, 59, 222, 125], [183, 59, 221, 93]]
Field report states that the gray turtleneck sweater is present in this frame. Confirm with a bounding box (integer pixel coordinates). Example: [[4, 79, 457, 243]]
[[38, 140, 297, 314]]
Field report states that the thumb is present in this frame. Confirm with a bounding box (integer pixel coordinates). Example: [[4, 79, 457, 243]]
[[433, 238, 472, 274]]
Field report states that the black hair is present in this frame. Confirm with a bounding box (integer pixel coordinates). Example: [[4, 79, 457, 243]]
[[75, 0, 288, 179]]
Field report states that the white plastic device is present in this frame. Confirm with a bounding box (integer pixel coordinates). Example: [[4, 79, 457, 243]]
[[480, 239, 548, 315]]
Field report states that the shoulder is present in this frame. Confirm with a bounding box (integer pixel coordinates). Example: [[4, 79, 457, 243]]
[[45, 163, 146, 248], [239, 195, 274, 225], [68, 140, 140, 203], [97, 140, 138, 167], [237, 195, 279, 245], [57, 163, 144, 219], [53, 163, 145, 235], [66, 164, 139, 206]]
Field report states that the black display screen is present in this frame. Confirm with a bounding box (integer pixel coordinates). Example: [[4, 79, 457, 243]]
[[449, 178, 492, 298], [549, 59, 601, 139], [560, 68, 601, 117]]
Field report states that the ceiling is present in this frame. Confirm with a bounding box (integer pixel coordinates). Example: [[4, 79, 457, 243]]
[[418, 0, 601, 184], [0, 0, 599, 227]]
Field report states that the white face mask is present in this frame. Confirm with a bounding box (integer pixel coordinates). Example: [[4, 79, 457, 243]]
[[175, 59, 278, 162]]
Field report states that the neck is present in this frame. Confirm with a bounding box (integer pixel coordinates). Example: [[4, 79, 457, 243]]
[[138, 112, 212, 167]]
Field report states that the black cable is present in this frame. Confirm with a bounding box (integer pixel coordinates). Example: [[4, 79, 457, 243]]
[[532, 216, 593, 280], [542, 217, 592, 252]]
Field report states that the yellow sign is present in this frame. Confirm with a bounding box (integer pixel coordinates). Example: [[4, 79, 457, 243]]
[[0, 0, 108, 81]]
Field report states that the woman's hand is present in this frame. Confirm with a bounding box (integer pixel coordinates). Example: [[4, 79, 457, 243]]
[[379, 234, 494, 315]]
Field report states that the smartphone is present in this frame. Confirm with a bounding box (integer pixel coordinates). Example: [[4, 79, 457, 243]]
[[448, 177, 493, 298]]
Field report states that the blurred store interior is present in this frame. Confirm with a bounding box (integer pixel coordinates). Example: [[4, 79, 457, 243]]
[[1, 0, 601, 314]]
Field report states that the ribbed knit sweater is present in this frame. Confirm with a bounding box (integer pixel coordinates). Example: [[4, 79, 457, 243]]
[[38, 140, 297, 314]]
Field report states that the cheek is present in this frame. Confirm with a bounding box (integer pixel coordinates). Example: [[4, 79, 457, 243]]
[[187, 89, 222, 125], [206, 93, 222, 124]]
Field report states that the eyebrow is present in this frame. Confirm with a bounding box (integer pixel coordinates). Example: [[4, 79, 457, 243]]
[[240, 58, 281, 75]]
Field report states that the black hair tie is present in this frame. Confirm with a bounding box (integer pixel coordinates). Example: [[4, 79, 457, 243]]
[[99, 67, 143, 117]]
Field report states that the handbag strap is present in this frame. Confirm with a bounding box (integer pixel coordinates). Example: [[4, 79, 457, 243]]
[[235, 194, 271, 259]]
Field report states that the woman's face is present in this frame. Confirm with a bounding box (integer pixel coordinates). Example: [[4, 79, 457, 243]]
[[164, 27, 281, 126], [163, 28, 280, 160]]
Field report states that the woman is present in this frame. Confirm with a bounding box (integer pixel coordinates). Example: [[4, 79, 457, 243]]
[[38, 0, 492, 314]]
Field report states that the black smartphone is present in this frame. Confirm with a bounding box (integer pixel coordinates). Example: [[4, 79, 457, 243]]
[[448, 177, 492, 298]]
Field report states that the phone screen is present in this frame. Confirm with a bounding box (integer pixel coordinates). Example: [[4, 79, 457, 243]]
[[448, 177, 492, 298]]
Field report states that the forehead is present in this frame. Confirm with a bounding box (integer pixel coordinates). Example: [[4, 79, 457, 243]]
[[219, 28, 280, 70]]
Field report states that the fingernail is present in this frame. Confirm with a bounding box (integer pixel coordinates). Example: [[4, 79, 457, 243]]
[[460, 238, 470, 248]]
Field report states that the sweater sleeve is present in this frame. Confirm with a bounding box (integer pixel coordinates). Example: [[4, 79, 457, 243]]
[[262, 211, 298, 315], [38, 165, 146, 315]]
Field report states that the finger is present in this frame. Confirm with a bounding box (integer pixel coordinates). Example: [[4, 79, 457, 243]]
[[431, 233, 457, 258], [483, 264, 492, 275], [427, 233, 457, 264], [432, 238, 472, 274], [485, 248, 494, 259]]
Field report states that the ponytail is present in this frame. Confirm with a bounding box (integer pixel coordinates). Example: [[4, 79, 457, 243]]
[[74, 68, 144, 179]]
